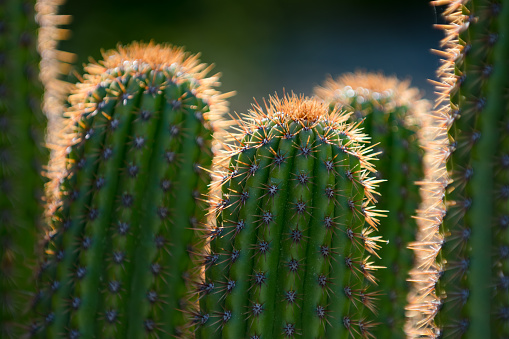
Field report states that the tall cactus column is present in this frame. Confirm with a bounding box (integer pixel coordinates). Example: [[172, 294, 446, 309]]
[[0, 1, 47, 337], [315, 72, 428, 339], [197, 94, 384, 338], [32, 42, 230, 338], [36, 0, 75, 204], [412, 0, 509, 337]]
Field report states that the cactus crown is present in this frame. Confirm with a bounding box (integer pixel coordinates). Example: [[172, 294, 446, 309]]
[[71, 42, 225, 109], [223, 94, 377, 174], [315, 72, 427, 126], [249, 93, 348, 121], [46, 41, 229, 205]]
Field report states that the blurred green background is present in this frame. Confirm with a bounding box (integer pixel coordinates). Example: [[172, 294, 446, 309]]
[[60, 0, 444, 113]]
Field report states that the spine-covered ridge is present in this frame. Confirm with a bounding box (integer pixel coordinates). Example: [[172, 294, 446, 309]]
[[0, 1, 47, 337], [31, 41, 231, 338], [35, 0, 76, 204], [407, 0, 509, 337], [196, 93, 385, 338], [315, 72, 430, 339]]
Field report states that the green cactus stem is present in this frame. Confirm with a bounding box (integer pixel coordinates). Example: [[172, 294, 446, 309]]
[[31, 42, 231, 338], [315, 72, 429, 339], [0, 1, 50, 337], [196, 94, 385, 338], [408, 0, 509, 337]]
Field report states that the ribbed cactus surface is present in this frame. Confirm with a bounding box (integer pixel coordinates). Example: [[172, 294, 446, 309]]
[[409, 0, 509, 337], [315, 72, 428, 339], [0, 1, 47, 337], [32, 42, 229, 338], [197, 94, 384, 338]]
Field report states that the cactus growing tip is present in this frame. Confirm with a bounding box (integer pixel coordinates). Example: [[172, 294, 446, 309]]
[[251, 93, 351, 123]]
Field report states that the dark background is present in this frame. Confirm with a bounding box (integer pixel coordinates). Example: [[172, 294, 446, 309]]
[[60, 0, 446, 113]]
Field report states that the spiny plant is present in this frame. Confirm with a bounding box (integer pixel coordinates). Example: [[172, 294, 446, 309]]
[[406, 0, 509, 337], [31, 41, 231, 338], [314, 72, 429, 339], [0, 0, 50, 337], [196, 94, 385, 338]]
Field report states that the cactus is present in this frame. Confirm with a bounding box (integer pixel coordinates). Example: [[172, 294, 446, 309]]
[[0, 0, 48, 337], [196, 94, 384, 338], [406, 0, 509, 337], [314, 72, 429, 338], [31, 41, 230, 338]]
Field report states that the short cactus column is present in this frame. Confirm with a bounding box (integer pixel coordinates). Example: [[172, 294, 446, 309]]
[[196, 94, 384, 338], [32, 42, 230, 338], [315, 72, 429, 339]]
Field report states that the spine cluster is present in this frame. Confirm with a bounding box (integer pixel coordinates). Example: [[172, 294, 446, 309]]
[[0, 1, 47, 337], [407, 0, 509, 337], [32, 42, 229, 338], [197, 94, 384, 338]]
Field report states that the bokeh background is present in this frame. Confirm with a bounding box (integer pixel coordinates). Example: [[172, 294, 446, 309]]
[[59, 0, 446, 113]]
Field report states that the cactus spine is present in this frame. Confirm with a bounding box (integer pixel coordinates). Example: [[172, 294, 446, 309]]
[[0, 1, 49, 337], [197, 94, 384, 338], [408, 0, 509, 337], [32, 42, 229, 338], [315, 72, 429, 338]]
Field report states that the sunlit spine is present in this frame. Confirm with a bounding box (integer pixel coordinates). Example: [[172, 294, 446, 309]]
[[315, 72, 429, 339]]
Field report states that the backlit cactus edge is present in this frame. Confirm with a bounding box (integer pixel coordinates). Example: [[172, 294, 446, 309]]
[[406, 0, 509, 338], [4, 0, 509, 337], [0, 0, 72, 336]]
